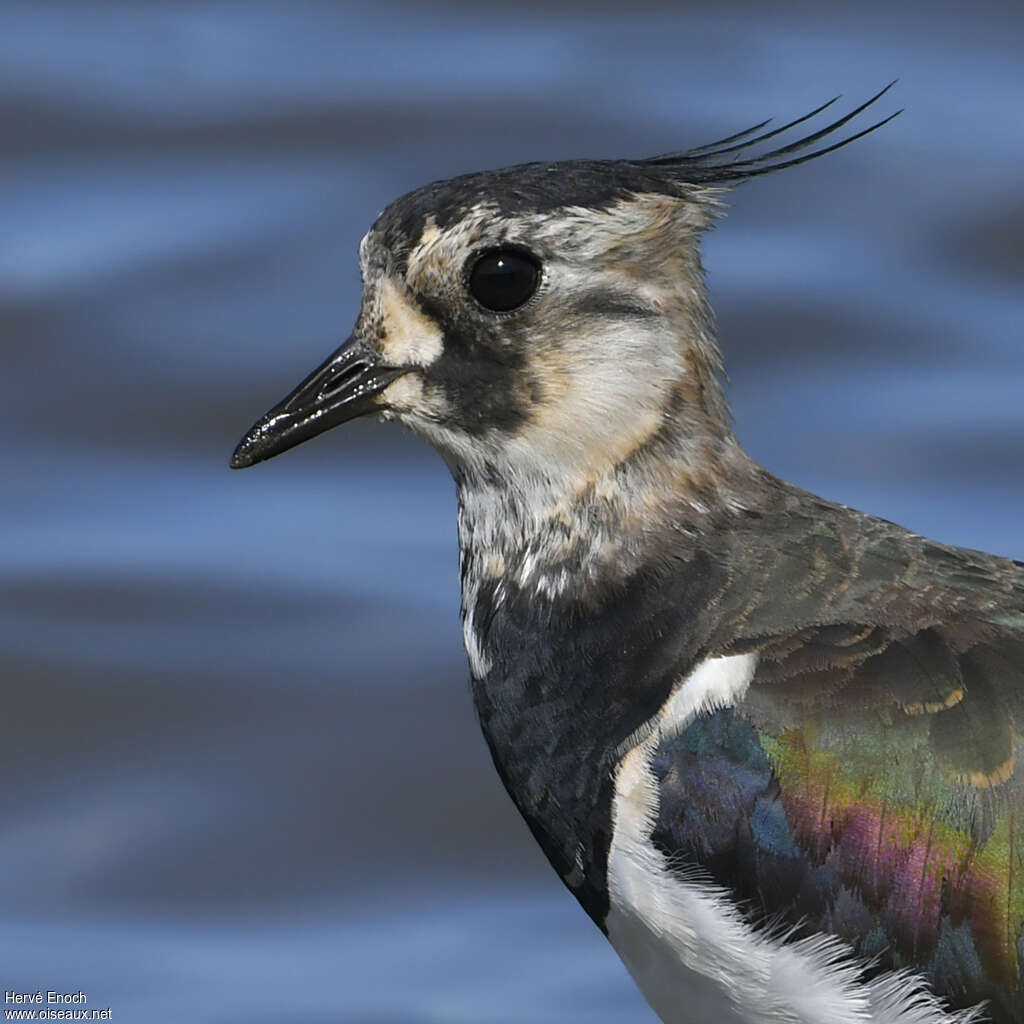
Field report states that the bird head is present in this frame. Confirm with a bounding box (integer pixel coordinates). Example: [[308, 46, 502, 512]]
[[231, 89, 898, 502]]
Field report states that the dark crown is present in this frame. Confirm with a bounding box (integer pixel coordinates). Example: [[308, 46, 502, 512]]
[[375, 83, 900, 254]]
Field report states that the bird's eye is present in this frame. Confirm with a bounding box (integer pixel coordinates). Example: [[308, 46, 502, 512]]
[[468, 248, 540, 312]]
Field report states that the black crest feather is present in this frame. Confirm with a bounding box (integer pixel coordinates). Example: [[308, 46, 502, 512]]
[[374, 85, 902, 251], [646, 81, 901, 184]]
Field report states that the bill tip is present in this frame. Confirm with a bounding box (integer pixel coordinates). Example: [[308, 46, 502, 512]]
[[229, 439, 259, 470]]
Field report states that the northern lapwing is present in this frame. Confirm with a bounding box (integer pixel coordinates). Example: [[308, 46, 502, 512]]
[[231, 86, 1024, 1023]]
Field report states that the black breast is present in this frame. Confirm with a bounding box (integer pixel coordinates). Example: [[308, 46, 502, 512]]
[[468, 547, 726, 927]]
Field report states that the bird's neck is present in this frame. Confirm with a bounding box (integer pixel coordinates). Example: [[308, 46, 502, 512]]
[[454, 427, 757, 600], [453, 431, 760, 927]]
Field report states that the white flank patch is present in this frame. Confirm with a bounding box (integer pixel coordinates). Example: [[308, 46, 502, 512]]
[[660, 651, 755, 732], [606, 654, 985, 1024]]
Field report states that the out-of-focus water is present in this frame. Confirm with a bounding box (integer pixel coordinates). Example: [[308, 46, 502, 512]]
[[2, 2, 1022, 1021]]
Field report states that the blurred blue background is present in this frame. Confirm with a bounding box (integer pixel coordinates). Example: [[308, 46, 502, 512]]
[[2, 2, 1022, 1021]]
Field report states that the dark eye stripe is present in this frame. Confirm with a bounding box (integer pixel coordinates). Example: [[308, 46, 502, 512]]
[[468, 249, 540, 312], [568, 290, 658, 322]]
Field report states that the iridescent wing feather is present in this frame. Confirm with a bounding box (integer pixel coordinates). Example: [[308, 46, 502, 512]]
[[651, 493, 1024, 1021]]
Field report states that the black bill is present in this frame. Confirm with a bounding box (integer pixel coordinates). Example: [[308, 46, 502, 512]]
[[230, 336, 407, 469]]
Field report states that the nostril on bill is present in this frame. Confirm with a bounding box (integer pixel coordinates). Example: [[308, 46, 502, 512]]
[[317, 361, 367, 400]]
